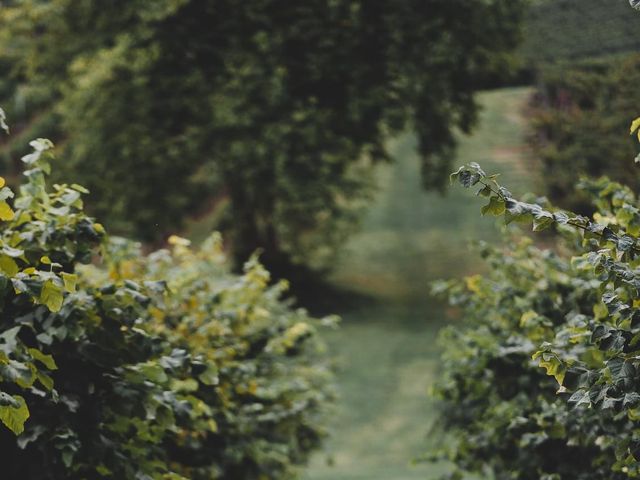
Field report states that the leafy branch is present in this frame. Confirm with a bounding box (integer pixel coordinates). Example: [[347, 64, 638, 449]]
[[451, 162, 640, 256]]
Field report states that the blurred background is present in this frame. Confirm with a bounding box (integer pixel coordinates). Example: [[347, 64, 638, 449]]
[[0, 0, 639, 478]]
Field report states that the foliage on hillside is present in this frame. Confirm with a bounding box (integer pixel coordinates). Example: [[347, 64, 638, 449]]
[[528, 54, 640, 213], [521, 0, 640, 65], [0, 0, 525, 273], [434, 154, 640, 478], [0, 129, 333, 478]]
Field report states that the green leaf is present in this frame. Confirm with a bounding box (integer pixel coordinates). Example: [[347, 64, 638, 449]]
[[61, 273, 78, 293], [36, 371, 54, 391], [481, 196, 506, 216], [198, 364, 219, 386], [27, 348, 58, 370], [477, 184, 492, 197], [0, 201, 14, 221], [532, 350, 566, 386], [533, 212, 554, 231], [0, 256, 19, 277], [96, 464, 112, 476], [70, 184, 90, 194], [0, 395, 29, 435], [631, 117, 640, 138], [40, 280, 64, 312]]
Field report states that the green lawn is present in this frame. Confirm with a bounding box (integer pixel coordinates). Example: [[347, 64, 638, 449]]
[[304, 87, 536, 480]]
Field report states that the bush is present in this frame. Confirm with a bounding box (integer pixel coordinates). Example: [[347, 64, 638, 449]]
[[431, 239, 625, 479], [0, 133, 333, 479], [433, 158, 640, 478]]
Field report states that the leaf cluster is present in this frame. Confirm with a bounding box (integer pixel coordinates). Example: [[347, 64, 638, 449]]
[[436, 160, 640, 478], [0, 139, 333, 479]]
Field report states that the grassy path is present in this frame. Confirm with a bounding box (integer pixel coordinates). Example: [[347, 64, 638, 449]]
[[304, 87, 535, 480]]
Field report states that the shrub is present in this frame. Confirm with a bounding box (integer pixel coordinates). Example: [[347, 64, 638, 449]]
[[431, 239, 625, 479], [84, 234, 335, 479], [0, 133, 333, 479], [433, 156, 640, 478]]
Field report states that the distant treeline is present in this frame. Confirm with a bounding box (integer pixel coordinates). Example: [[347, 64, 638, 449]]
[[522, 0, 640, 66], [527, 55, 640, 213], [484, 0, 640, 88]]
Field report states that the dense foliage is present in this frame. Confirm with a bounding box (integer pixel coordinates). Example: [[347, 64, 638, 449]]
[[0, 0, 524, 272], [0, 132, 333, 479], [431, 238, 625, 479], [433, 155, 640, 478], [528, 54, 640, 213]]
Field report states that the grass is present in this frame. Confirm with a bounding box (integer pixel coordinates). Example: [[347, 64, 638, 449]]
[[304, 87, 536, 480]]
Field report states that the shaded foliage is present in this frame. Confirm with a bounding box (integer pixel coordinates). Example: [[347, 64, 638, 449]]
[[431, 239, 625, 479], [0, 0, 524, 273], [437, 156, 640, 478], [0, 134, 333, 479]]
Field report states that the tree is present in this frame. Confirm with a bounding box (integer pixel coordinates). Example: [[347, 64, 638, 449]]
[[0, 0, 525, 273]]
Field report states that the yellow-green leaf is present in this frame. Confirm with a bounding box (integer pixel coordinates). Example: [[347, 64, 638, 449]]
[[36, 371, 54, 391], [0, 395, 29, 435], [61, 273, 78, 293], [40, 280, 64, 312], [27, 348, 57, 370], [0, 256, 18, 276], [481, 196, 506, 216], [0, 201, 14, 221]]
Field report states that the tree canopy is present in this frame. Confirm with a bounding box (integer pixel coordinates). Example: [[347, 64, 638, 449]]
[[0, 0, 524, 273]]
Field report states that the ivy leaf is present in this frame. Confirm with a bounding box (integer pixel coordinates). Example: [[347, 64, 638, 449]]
[[624, 392, 640, 408], [617, 235, 636, 252], [533, 349, 566, 385], [568, 390, 591, 408]]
